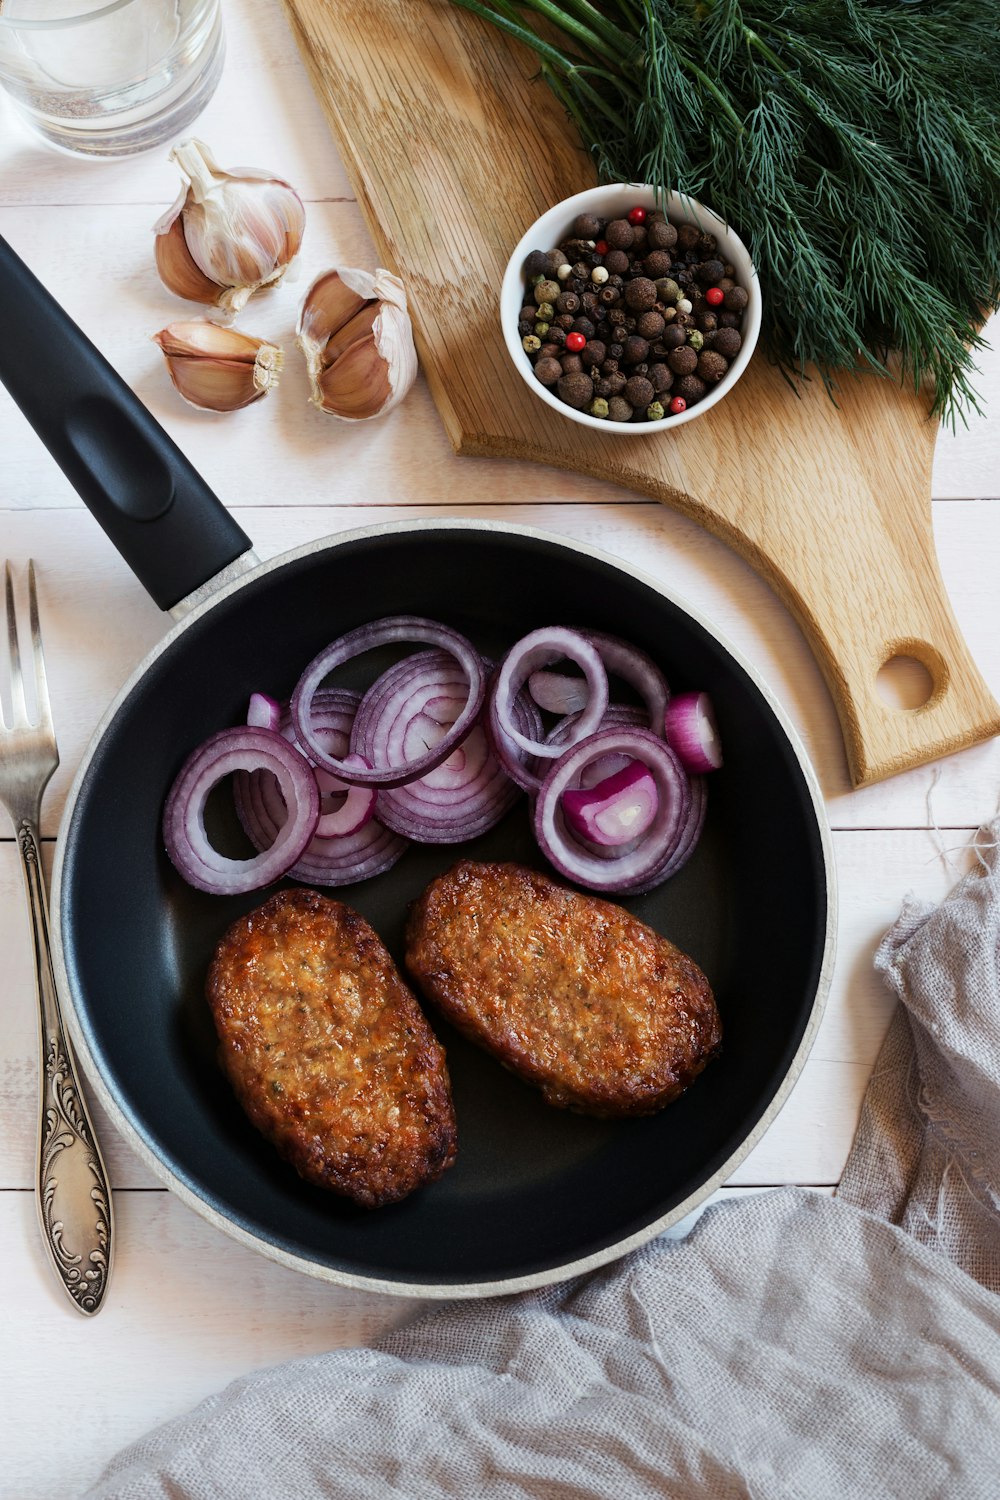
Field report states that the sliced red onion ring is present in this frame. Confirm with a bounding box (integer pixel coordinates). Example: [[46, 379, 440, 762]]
[[534, 727, 691, 893], [163, 727, 320, 895], [664, 691, 723, 772], [491, 627, 608, 764], [247, 691, 282, 731], [314, 753, 377, 838], [235, 690, 408, 886], [291, 617, 486, 788], [353, 651, 523, 842], [585, 630, 670, 733], [629, 775, 708, 893], [528, 669, 590, 715], [562, 760, 659, 848]]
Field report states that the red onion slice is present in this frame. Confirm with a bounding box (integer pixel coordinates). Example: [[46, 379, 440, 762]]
[[664, 691, 723, 772], [562, 760, 659, 848], [247, 691, 282, 731], [314, 753, 377, 837], [528, 670, 591, 715], [534, 727, 691, 893], [291, 617, 486, 788], [585, 630, 670, 733], [357, 651, 524, 843], [163, 727, 320, 895], [491, 627, 608, 763], [629, 776, 708, 892]]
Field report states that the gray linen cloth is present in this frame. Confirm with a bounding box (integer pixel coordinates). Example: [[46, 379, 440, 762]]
[[83, 824, 1000, 1500]]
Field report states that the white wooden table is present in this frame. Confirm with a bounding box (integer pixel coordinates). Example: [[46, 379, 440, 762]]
[[1, 5, 998, 1494]]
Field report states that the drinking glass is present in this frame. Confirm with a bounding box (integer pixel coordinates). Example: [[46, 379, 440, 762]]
[[0, 0, 224, 157]]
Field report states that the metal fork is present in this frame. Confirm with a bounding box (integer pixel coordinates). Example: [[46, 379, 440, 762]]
[[1, 561, 113, 1315]]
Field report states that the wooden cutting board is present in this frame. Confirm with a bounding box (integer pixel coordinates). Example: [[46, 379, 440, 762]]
[[280, 0, 1000, 787]]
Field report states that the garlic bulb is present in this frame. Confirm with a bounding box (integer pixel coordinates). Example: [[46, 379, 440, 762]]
[[152, 321, 283, 412], [154, 139, 306, 315], [297, 267, 418, 421]]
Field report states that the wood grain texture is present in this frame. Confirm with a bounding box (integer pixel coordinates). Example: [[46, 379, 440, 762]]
[[280, 0, 1000, 788]]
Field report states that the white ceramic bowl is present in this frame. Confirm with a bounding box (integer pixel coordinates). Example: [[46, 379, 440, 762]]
[[501, 183, 761, 435]]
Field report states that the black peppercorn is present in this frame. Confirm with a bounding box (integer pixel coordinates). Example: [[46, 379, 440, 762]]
[[571, 262, 589, 280], [571, 317, 596, 340], [555, 291, 579, 315], [599, 286, 620, 306], [608, 342, 624, 361], [696, 311, 718, 334], [696, 259, 725, 285], [523, 249, 550, 279], [718, 312, 740, 330], [607, 309, 626, 327], [555, 313, 575, 331], [649, 362, 673, 393]]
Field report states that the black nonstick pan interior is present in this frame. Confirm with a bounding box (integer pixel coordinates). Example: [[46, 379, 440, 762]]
[[54, 521, 834, 1296]]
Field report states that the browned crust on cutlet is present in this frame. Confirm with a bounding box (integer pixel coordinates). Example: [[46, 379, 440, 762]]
[[206, 888, 456, 1208], [405, 861, 721, 1117]]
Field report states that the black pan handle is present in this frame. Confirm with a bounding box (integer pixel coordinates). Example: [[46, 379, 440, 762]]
[[0, 233, 254, 612]]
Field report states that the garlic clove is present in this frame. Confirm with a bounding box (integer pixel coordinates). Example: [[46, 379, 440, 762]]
[[154, 206, 221, 306], [315, 333, 393, 420], [297, 265, 418, 421], [154, 139, 306, 313], [322, 303, 381, 367], [152, 320, 282, 412], [297, 269, 370, 350]]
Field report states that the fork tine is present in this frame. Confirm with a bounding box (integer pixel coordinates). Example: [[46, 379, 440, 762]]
[[26, 561, 53, 734], [4, 561, 28, 729]]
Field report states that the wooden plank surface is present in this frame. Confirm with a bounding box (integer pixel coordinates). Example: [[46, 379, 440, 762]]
[[280, 0, 1000, 788], [0, 0, 997, 1494]]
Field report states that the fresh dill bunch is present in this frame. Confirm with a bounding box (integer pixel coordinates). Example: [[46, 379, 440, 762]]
[[451, 0, 1000, 421]]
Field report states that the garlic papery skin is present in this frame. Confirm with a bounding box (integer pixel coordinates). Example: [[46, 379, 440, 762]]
[[152, 321, 283, 412], [153, 139, 306, 315], [297, 267, 418, 422]]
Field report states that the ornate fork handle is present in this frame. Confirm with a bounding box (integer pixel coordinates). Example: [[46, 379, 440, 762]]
[[18, 817, 113, 1315]]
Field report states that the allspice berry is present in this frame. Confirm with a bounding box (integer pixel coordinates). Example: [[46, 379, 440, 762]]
[[696, 259, 726, 285], [662, 324, 686, 350], [637, 310, 665, 340], [623, 334, 650, 364], [724, 285, 749, 312], [623, 374, 655, 409], [555, 291, 580, 315], [604, 249, 630, 276], [649, 362, 673, 393], [557, 371, 595, 408], [667, 345, 698, 375], [645, 219, 677, 251], [713, 326, 743, 358], [607, 396, 634, 422], [624, 276, 657, 312], [560, 353, 583, 374], [643, 251, 673, 280], [675, 373, 707, 402], [697, 350, 729, 383], [523, 250, 549, 278], [534, 356, 563, 386], [581, 340, 606, 368], [676, 223, 700, 251], [605, 218, 635, 251], [573, 213, 603, 239]]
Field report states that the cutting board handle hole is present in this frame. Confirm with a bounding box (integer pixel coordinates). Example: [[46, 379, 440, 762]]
[[876, 645, 945, 712]]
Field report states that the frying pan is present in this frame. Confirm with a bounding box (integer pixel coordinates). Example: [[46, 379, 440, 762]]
[[0, 234, 836, 1298]]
